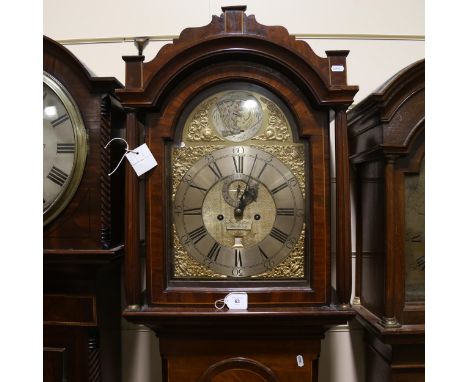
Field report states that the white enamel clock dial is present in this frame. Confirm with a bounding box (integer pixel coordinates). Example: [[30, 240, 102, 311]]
[[43, 72, 87, 225], [173, 146, 304, 277]]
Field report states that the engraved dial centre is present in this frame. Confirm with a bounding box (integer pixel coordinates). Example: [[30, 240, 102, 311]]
[[203, 178, 276, 248]]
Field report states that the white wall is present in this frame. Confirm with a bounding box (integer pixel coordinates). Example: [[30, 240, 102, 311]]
[[44, 0, 425, 105], [44, 1, 424, 381]]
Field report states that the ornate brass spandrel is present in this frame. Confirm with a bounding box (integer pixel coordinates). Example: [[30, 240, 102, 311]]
[[172, 145, 225, 199], [185, 98, 222, 143], [252, 97, 290, 142], [253, 226, 305, 279], [172, 224, 227, 279]]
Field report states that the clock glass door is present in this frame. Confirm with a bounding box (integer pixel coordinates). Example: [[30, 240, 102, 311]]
[[170, 82, 307, 281]]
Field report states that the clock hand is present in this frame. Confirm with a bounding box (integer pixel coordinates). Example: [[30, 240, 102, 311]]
[[235, 155, 258, 217], [240, 154, 257, 203], [245, 154, 257, 189]]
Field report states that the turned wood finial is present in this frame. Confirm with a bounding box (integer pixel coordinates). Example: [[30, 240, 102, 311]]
[[134, 36, 149, 56]]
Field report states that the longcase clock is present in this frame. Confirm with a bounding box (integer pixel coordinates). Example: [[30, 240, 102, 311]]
[[117, 7, 358, 381], [43, 36, 125, 382], [348, 59, 425, 382]]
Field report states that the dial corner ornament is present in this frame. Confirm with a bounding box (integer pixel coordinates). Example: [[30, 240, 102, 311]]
[[43, 72, 88, 226]]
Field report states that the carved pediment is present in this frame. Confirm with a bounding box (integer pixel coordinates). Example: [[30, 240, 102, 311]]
[[117, 6, 357, 107]]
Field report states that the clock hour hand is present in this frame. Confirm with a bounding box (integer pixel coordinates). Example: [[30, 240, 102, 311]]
[[241, 183, 258, 205], [234, 182, 258, 217]]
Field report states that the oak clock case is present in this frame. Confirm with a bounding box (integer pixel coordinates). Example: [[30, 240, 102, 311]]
[[43, 72, 87, 225], [170, 84, 307, 281]]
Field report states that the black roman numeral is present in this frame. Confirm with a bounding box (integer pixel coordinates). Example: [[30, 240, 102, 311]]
[[258, 246, 269, 259], [277, 208, 295, 216], [235, 249, 243, 267], [51, 114, 69, 128], [270, 227, 289, 244], [416, 256, 425, 271], [233, 156, 244, 173], [271, 182, 288, 194], [189, 184, 208, 193], [47, 166, 68, 187], [206, 242, 221, 262], [208, 162, 223, 179], [188, 226, 207, 244], [257, 162, 267, 179], [57, 143, 76, 154], [183, 207, 202, 215]]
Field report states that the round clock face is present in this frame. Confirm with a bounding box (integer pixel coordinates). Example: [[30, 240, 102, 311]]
[[43, 72, 87, 225], [173, 146, 304, 277]]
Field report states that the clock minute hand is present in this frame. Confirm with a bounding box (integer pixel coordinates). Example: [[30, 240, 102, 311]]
[[234, 155, 258, 217], [239, 154, 257, 204]]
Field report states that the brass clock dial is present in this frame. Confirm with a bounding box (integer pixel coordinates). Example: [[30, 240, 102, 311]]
[[43, 72, 87, 225], [171, 83, 307, 279], [173, 146, 304, 277]]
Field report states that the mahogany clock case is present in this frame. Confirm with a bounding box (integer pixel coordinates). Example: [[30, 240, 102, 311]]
[[117, 6, 357, 382], [43, 36, 125, 382], [348, 59, 425, 381], [117, 6, 358, 311]]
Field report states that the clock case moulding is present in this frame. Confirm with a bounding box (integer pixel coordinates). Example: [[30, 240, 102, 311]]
[[43, 36, 126, 382], [348, 59, 425, 382], [118, 6, 358, 317]]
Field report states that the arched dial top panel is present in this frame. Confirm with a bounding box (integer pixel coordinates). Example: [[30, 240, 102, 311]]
[[181, 86, 294, 144], [171, 83, 307, 279]]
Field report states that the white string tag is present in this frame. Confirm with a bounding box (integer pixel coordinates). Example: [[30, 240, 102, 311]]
[[104, 138, 157, 177], [125, 143, 157, 176], [215, 292, 248, 311]]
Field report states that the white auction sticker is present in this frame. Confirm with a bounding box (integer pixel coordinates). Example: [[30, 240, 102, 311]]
[[225, 292, 248, 310], [331, 65, 345, 72]]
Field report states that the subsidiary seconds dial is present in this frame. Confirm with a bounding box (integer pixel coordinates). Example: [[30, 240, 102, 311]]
[[173, 146, 304, 277]]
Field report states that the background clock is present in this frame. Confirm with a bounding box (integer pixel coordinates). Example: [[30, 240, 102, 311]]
[[43, 36, 125, 382], [348, 59, 425, 382], [43, 72, 87, 225]]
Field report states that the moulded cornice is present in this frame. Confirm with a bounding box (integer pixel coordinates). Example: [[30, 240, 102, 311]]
[[348, 59, 424, 127], [43, 35, 123, 93], [116, 7, 358, 108]]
